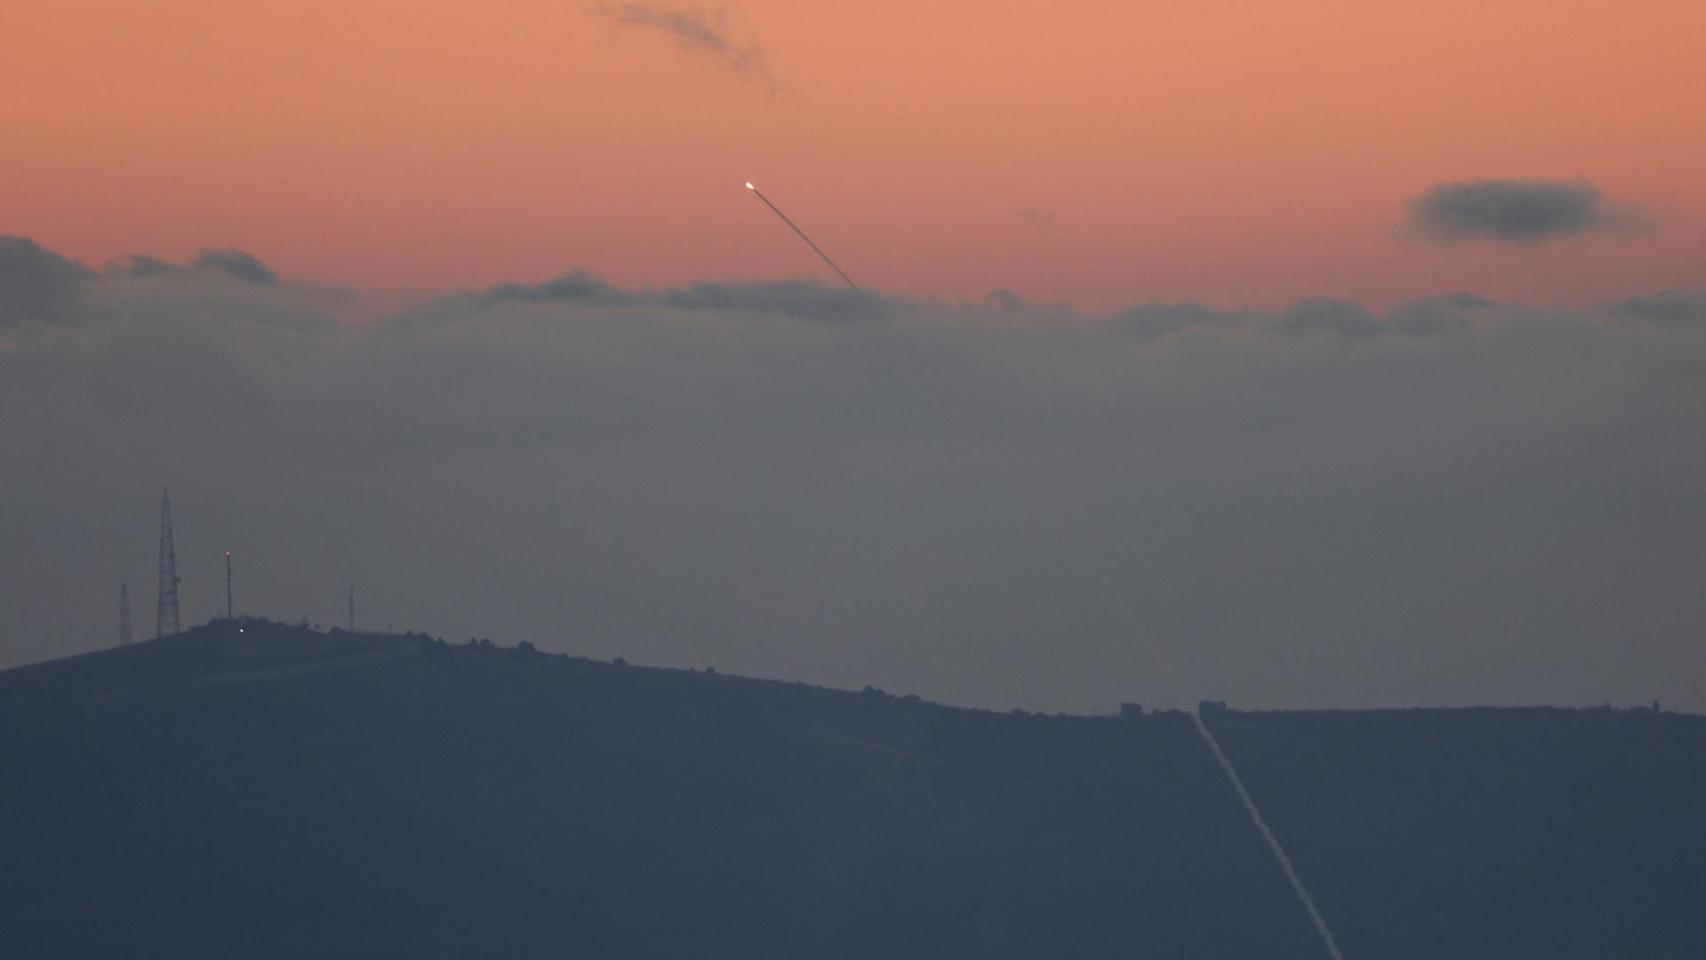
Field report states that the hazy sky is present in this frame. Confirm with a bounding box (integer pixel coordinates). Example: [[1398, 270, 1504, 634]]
[[3, 238, 1703, 713], [3, 3, 1703, 714], [4, 1, 1704, 309]]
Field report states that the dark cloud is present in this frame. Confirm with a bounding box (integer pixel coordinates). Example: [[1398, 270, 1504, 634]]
[[113, 249, 280, 286], [194, 249, 278, 285], [595, 3, 779, 91], [486, 270, 632, 307], [1385, 294, 1494, 337], [1112, 302, 1240, 342], [1610, 290, 1705, 329], [4, 236, 1705, 718], [397, 272, 887, 327], [664, 279, 880, 322], [0, 236, 93, 325], [123, 255, 180, 278], [1273, 298, 1382, 339], [1404, 178, 1648, 245]]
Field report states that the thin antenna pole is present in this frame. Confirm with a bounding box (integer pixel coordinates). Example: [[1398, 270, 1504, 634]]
[[119, 582, 132, 646], [224, 550, 233, 620], [156, 489, 180, 638]]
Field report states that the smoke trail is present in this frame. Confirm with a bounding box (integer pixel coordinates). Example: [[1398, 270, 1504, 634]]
[[1148, 647, 1349, 960], [742, 182, 909, 348], [746, 185, 864, 298]]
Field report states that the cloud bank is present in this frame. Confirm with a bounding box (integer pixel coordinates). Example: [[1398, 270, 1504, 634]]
[[0, 236, 93, 325], [1404, 178, 1648, 245], [119, 248, 280, 285], [4, 239, 1704, 715]]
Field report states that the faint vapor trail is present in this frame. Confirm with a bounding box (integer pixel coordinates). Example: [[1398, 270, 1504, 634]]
[[1147, 647, 1349, 960]]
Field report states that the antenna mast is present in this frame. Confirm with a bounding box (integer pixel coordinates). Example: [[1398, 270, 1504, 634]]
[[119, 582, 132, 645], [156, 489, 180, 638], [224, 550, 234, 620]]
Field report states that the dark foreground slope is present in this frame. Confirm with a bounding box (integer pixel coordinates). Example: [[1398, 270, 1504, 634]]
[[2, 622, 1702, 960]]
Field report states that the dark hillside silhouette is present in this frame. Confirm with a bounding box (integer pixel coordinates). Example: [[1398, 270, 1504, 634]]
[[2, 620, 1701, 959]]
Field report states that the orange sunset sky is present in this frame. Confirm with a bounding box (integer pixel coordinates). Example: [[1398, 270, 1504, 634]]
[[5, 0, 1702, 310]]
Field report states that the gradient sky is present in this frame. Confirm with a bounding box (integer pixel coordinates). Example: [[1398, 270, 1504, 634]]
[[6, 0, 1703, 309], [6, 3, 1706, 715]]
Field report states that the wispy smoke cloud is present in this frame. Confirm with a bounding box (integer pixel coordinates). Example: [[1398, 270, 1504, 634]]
[[595, 3, 779, 92], [1403, 178, 1649, 245]]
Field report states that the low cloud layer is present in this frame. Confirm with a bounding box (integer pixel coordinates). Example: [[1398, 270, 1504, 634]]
[[595, 3, 779, 91], [0, 236, 92, 325], [397, 271, 887, 328], [1404, 178, 1647, 245], [3, 239, 1704, 715], [122, 248, 280, 285]]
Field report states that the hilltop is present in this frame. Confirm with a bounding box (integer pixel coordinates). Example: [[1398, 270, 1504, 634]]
[[2, 620, 1702, 959]]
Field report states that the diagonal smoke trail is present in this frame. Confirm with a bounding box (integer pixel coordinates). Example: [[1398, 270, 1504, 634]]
[[743, 182, 908, 347], [747, 184, 868, 301], [1148, 646, 1349, 960]]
